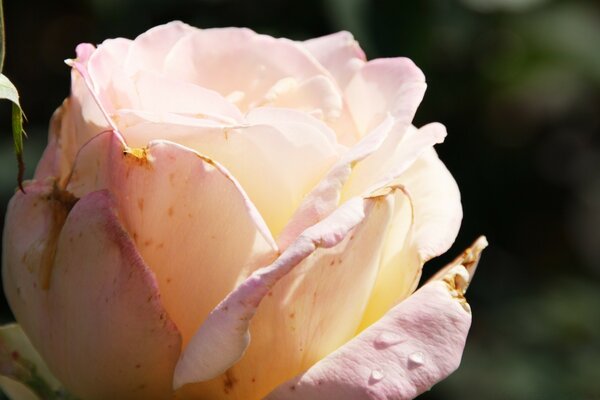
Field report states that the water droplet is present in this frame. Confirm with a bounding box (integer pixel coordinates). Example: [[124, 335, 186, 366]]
[[407, 351, 425, 369], [374, 332, 404, 349], [369, 369, 384, 383]]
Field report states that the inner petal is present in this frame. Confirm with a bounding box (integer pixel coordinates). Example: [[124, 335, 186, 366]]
[[117, 108, 340, 237], [162, 27, 327, 110]]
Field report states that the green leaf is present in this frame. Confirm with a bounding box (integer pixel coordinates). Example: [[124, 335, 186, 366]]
[[0, 73, 26, 191]]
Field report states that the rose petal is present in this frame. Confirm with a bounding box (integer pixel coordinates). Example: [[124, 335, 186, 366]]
[[341, 122, 447, 201], [2, 184, 182, 400], [132, 70, 243, 123], [277, 115, 394, 249], [264, 244, 487, 400], [124, 21, 194, 75], [173, 188, 403, 398], [162, 27, 327, 111], [303, 31, 366, 89], [65, 132, 278, 345], [260, 75, 343, 123], [345, 58, 426, 134], [358, 147, 463, 329], [33, 99, 79, 185], [113, 107, 339, 237]]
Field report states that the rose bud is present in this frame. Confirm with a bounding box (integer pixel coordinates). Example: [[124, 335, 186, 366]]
[[2, 22, 486, 400]]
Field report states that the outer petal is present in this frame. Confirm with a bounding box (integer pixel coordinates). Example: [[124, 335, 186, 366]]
[[2, 184, 182, 400], [65, 132, 278, 345], [33, 99, 79, 185], [265, 238, 488, 400], [173, 189, 404, 398], [345, 58, 426, 135]]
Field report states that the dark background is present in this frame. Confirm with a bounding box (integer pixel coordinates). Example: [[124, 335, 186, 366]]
[[1, 0, 600, 399]]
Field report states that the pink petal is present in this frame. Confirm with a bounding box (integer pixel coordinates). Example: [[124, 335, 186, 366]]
[[113, 107, 339, 237], [303, 31, 366, 89], [3, 183, 182, 400], [265, 238, 488, 400], [33, 100, 79, 185], [345, 58, 426, 134], [65, 131, 278, 346], [124, 21, 194, 75], [162, 28, 328, 111], [342, 123, 447, 201], [173, 190, 400, 392]]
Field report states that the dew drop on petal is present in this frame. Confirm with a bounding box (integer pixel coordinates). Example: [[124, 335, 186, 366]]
[[369, 369, 384, 383], [373, 332, 404, 349], [407, 351, 425, 369]]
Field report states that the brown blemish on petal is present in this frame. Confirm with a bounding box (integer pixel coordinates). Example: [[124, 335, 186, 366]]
[[168, 207, 174, 217], [124, 146, 148, 160], [223, 369, 238, 394], [431, 236, 488, 313], [37, 183, 79, 289], [137, 198, 144, 211]]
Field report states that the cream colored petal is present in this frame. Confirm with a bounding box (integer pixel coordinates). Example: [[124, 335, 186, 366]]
[[114, 108, 339, 237], [277, 116, 394, 249], [174, 189, 403, 399], [359, 148, 463, 329], [132, 70, 243, 123], [260, 75, 343, 123]]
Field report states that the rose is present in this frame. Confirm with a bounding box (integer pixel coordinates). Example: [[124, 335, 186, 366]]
[[2, 22, 486, 400]]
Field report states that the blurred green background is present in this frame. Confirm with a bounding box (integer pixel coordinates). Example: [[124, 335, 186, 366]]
[[1, 0, 599, 399]]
